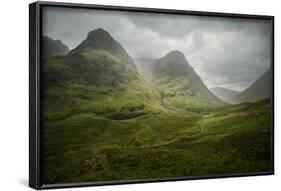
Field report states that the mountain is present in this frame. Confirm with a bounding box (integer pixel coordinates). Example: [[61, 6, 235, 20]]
[[134, 57, 156, 82], [42, 36, 69, 57], [74, 29, 131, 59], [42, 29, 227, 123], [64, 28, 139, 87], [152, 50, 225, 111], [154, 51, 195, 79], [233, 70, 271, 103], [42, 28, 161, 120], [210, 87, 240, 103]]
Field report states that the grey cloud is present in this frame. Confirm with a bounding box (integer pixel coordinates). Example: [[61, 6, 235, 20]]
[[42, 6, 272, 91]]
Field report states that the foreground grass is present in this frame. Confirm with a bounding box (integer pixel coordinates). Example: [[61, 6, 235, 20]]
[[41, 98, 272, 184]]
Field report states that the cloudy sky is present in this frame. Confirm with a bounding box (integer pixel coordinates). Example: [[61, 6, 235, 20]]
[[42, 6, 272, 91]]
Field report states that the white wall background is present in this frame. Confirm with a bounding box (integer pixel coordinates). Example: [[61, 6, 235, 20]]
[[0, 0, 279, 190]]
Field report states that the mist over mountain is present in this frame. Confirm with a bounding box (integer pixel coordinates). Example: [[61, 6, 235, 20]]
[[210, 87, 240, 103], [134, 57, 156, 82], [42, 36, 69, 57], [233, 70, 270, 103]]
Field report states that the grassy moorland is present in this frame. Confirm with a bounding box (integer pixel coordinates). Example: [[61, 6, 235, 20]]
[[41, 84, 271, 184], [41, 29, 272, 184]]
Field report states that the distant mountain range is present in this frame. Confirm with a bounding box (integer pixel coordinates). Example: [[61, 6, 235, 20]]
[[211, 70, 271, 103], [210, 87, 240, 103], [232, 70, 271, 103]]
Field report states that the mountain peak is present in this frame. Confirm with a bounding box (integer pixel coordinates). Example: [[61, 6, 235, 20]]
[[163, 50, 190, 65], [74, 28, 129, 58], [153, 50, 194, 78], [86, 28, 114, 42], [82, 28, 115, 48], [166, 50, 185, 57]]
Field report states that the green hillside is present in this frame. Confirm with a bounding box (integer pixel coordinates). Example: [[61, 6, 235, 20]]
[[42, 29, 162, 122]]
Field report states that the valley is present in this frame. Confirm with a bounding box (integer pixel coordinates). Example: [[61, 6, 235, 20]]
[[41, 29, 272, 184]]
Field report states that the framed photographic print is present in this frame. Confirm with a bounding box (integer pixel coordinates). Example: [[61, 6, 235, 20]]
[[29, 1, 274, 190]]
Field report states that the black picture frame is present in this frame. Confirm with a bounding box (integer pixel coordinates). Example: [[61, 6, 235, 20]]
[[29, 1, 274, 190]]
